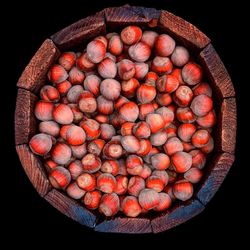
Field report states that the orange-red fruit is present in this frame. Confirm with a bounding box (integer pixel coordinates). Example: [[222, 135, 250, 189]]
[[83, 75, 101, 96], [78, 91, 97, 113], [59, 125, 72, 140], [196, 110, 216, 128], [171, 68, 185, 85], [137, 139, 152, 157], [100, 124, 115, 141], [51, 143, 72, 165], [121, 26, 142, 45], [100, 79, 121, 101], [66, 85, 84, 103], [154, 193, 172, 212], [139, 103, 155, 120], [115, 175, 128, 195], [40, 85, 60, 102], [156, 93, 172, 106], [166, 169, 178, 183], [182, 142, 196, 152], [76, 52, 95, 71], [173, 180, 194, 201], [128, 176, 145, 196], [166, 123, 177, 138], [151, 56, 173, 75], [182, 62, 203, 85], [122, 196, 142, 217], [69, 104, 84, 123], [137, 84, 156, 104], [119, 101, 139, 122], [164, 137, 183, 156], [34, 100, 54, 121], [117, 159, 128, 176], [94, 114, 109, 124], [190, 149, 206, 169], [56, 80, 72, 96], [141, 30, 158, 48], [176, 107, 196, 123], [98, 58, 117, 79], [173, 85, 193, 107], [101, 160, 119, 176], [99, 193, 120, 216], [103, 141, 123, 159], [192, 129, 210, 148], [193, 82, 212, 97], [53, 104, 74, 124], [83, 190, 102, 210], [156, 74, 179, 93], [108, 34, 123, 55], [177, 123, 196, 142], [139, 164, 152, 179], [114, 96, 129, 110], [133, 121, 151, 139], [48, 64, 68, 84], [82, 153, 101, 173], [58, 51, 76, 71], [29, 133, 52, 156], [71, 144, 87, 159], [66, 125, 86, 146], [146, 113, 165, 133], [97, 173, 117, 193], [150, 130, 168, 146], [126, 155, 143, 175], [164, 185, 175, 201], [49, 167, 71, 189], [156, 107, 174, 127], [121, 78, 139, 98], [145, 71, 159, 85], [44, 159, 58, 172], [68, 67, 85, 84], [121, 122, 135, 136], [155, 34, 176, 57], [121, 135, 140, 153], [201, 137, 214, 154], [146, 176, 165, 192], [138, 188, 160, 210], [184, 167, 203, 184], [190, 94, 213, 117], [39, 121, 60, 137], [87, 40, 106, 63], [80, 119, 100, 140], [68, 160, 83, 180], [143, 147, 160, 164], [171, 46, 190, 67], [96, 95, 114, 115], [151, 153, 170, 170], [94, 36, 108, 47], [66, 182, 86, 199], [76, 173, 96, 191], [134, 63, 149, 80], [172, 152, 192, 173], [87, 139, 105, 156], [128, 42, 151, 62], [151, 170, 169, 186], [117, 59, 135, 80]]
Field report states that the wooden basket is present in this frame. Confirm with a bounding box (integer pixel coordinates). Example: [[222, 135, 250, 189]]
[[15, 5, 236, 233]]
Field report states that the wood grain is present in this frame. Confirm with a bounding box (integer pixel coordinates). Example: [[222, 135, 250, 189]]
[[199, 44, 235, 98], [16, 144, 51, 197], [158, 11, 210, 52], [196, 152, 235, 205], [45, 189, 97, 228], [17, 39, 60, 93], [15, 89, 37, 145], [51, 11, 106, 50], [151, 199, 204, 233]]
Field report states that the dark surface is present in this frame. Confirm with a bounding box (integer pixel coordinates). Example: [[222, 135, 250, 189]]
[[2, 0, 247, 246]]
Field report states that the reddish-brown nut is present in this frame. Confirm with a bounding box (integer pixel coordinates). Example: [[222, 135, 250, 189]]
[[99, 193, 119, 216], [108, 34, 123, 55], [68, 67, 85, 85], [100, 79, 121, 101], [53, 103, 73, 125], [143, 147, 160, 164], [66, 182, 86, 199], [65, 125, 86, 146], [101, 160, 119, 176], [121, 135, 140, 153], [134, 63, 149, 80], [34, 101, 54, 121], [114, 175, 128, 195], [190, 149, 206, 169], [80, 119, 100, 140], [126, 155, 143, 175], [83, 75, 101, 97], [193, 82, 212, 97], [201, 137, 214, 154], [172, 151, 192, 173], [139, 103, 155, 120], [98, 58, 117, 79], [192, 129, 210, 148], [145, 71, 159, 85], [154, 193, 172, 212], [122, 196, 142, 217], [136, 84, 156, 104], [150, 129, 168, 146], [114, 96, 129, 110], [171, 68, 185, 85], [82, 153, 101, 173], [117, 59, 135, 80], [97, 173, 117, 193], [68, 160, 83, 180], [76, 52, 95, 71], [190, 94, 213, 117], [78, 91, 97, 113], [164, 185, 176, 201], [121, 78, 139, 98], [59, 125, 72, 140], [173, 85, 193, 107], [77, 173, 96, 191], [121, 122, 135, 136], [151, 153, 170, 170], [128, 176, 145, 196], [141, 30, 158, 48], [105, 51, 117, 62], [49, 167, 71, 189], [117, 159, 128, 176], [94, 36, 108, 48], [121, 26, 142, 45], [156, 93, 172, 106], [164, 137, 183, 156], [146, 113, 165, 133], [128, 42, 151, 62], [156, 74, 179, 93], [51, 142, 72, 165], [151, 170, 169, 186], [82, 190, 101, 210], [139, 164, 152, 179], [44, 159, 58, 172], [133, 121, 151, 139], [71, 144, 87, 159], [40, 85, 60, 102], [182, 62, 203, 85], [151, 56, 173, 75], [166, 169, 178, 184], [99, 124, 115, 141], [68, 104, 84, 123], [96, 95, 114, 115], [173, 180, 194, 201], [94, 114, 109, 124], [39, 121, 60, 137], [56, 80, 72, 96], [165, 123, 177, 138], [196, 110, 216, 128], [119, 101, 139, 122], [176, 107, 196, 123], [171, 46, 190, 67], [87, 40, 106, 63], [177, 123, 196, 142], [146, 176, 165, 192], [155, 34, 176, 57], [184, 167, 203, 184], [29, 133, 52, 156], [138, 188, 160, 210], [103, 141, 123, 159], [58, 51, 76, 71], [48, 64, 68, 84], [182, 142, 196, 152], [87, 139, 105, 156], [156, 107, 174, 127]]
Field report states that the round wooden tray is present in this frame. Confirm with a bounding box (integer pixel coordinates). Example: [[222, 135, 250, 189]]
[[15, 5, 236, 233]]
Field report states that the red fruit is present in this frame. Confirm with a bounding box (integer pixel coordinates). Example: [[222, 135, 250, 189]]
[[196, 110, 216, 128], [68, 67, 85, 84], [49, 167, 71, 189], [100, 79, 121, 101], [156, 74, 179, 93], [154, 193, 172, 212], [117, 59, 135, 80], [121, 78, 139, 98], [51, 143, 72, 165], [99, 193, 120, 216], [71, 144, 87, 159], [155, 107, 174, 127], [101, 160, 119, 176], [133, 121, 151, 139], [78, 91, 97, 113], [145, 71, 159, 85], [138, 189, 160, 210], [29, 133, 52, 156], [146, 113, 165, 133], [139, 164, 152, 179], [53, 104, 74, 125], [56, 80, 72, 96], [146, 176, 165, 192], [108, 34, 123, 56], [143, 147, 160, 164], [172, 152, 192, 173], [151, 153, 170, 170], [121, 135, 140, 153], [164, 137, 183, 156], [141, 30, 158, 48], [182, 62, 203, 85], [80, 119, 100, 140], [176, 107, 196, 123], [128, 42, 151, 62], [134, 63, 149, 80], [121, 26, 142, 45], [190, 94, 213, 117], [83, 190, 102, 210], [193, 82, 212, 97], [165, 123, 177, 138], [120, 122, 135, 136], [103, 141, 123, 159], [76, 52, 95, 71], [128, 176, 145, 197], [201, 137, 214, 154], [139, 103, 155, 120], [40, 85, 60, 102], [66, 182, 86, 199], [87, 40, 106, 63], [48, 64, 68, 84], [87, 139, 105, 156], [96, 95, 114, 115], [156, 93, 172, 106], [150, 129, 168, 146], [151, 170, 169, 186], [171, 46, 190, 67], [66, 125, 86, 146], [39, 121, 60, 137], [58, 51, 76, 71], [94, 114, 109, 124], [177, 123, 196, 142], [97, 173, 117, 193], [151, 56, 173, 75], [192, 129, 210, 148], [34, 100, 54, 121], [119, 101, 139, 122], [122, 196, 142, 217], [126, 155, 143, 175], [155, 34, 176, 57], [82, 153, 101, 173], [98, 58, 117, 79], [173, 85, 193, 107], [137, 84, 156, 104], [171, 68, 185, 85], [77, 173, 96, 191], [83, 75, 101, 96], [115, 175, 128, 195], [173, 180, 193, 201], [68, 160, 83, 180], [184, 168, 203, 184]]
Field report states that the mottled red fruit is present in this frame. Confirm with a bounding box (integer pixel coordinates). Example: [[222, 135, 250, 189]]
[[82, 153, 101, 173], [69, 104, 84, 123], [173, 180, 194, 201], [76, 52, 95, 71], [128, 176, 145, 196], [139, 103, 155, 120], [151, 153, 170, 170], [119, 101, 139, 122], [156, 74, 179, 93], [44, 159, 57, 172], [143, 147, 159, 164], [98, 58, 117, 79], [171, 46, 190, 67], [201, 137, 214, 154], [176, 107, 196, 123], [96, 95, 113, 115], [108, 34, 123, 55], [51, 143, 72, 165], [53, 104, 73, 124], [68, 160, 83, 180], [94, 36, 108, 48], [182, 62, 203, 85], [66, 182, 86, 199], [83, 190, 102, 210], [137, 139, 152, 157], [182, 142, 196, 152], [83, 75, 101, 96], [58, 51, 76, 71], [121, 135, 140, 153], [155, 34, 176, 57], [97, 173, 117, 193], [145, 71, 159, 85], [78, 91, 97, 113], [171, 68, 185, 85], [126, 155, 143, 175], [190, 149, 206, 169], [59, 125, 72, 140], [99, 193, 120, 216], [137, 84, 156, 104], [138, 188, 160, 210], [115, 175, 128, 195], [156, 93, 172, 106], [100, 79, 121, 101], [29, 133, 52, 156], [152, 170, 169, 186], [177, 123, 196, 142], [71, 144, 87, 159], [164, 137, 183, 156], [80, 119, 100, 140], [117, 159, 128, 176], [121, 26, 142, 45], [65, 125, 86, 146], [133, 121, 151, 139], [117, 59, 135, 80], [172, 152, 192, 173], [156, 107, 174, 127], [99, 124, 115, 141], [197, 110, 216, 128], [173, 85, 193, 107], [128, 42, 151, 62], [150, 129, 168, 147], [105, 52, 117, 62], [184, 168, 203, 184], [68, 67, 85, 85], [56, 80, 72, 96], [101, 160, 119, 176], [103, 141, 123, 159], [141, 30, 158, 48], [151, 56, 173, 75], [87, 139, 105, 156], [66, 85, 83, 103], [122, 196, 142, 217], [34, 101, 54, 121], [40, 85, 60, 102], [193, 82, 212, 97], [134, 63, 149, 80], [114, 96, 129, 110], [146, 176, 165, 192], [146, 113, 165, 133], [139, 164, 152, 179], [76, 173, 96, 191], [39, 121, 60, 137], [49, 167, 71, 189], [121, 78, 139, 98], [121, 122, 135, 136], [192, 129, 210, 148], [87, 40, 106, 63], [94, 114, 109, 124], [190, 94, 213, 117], [166, 123, 177, 138], [154, 193, 172, 212], [48, 64, 68, 84]]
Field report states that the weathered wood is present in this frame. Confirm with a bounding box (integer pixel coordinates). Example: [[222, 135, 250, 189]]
[[196, 152, 235, 205], [199, 44, 235, 98], [95, 216, 152, 233], [15, 89, 37, 145], [16, 144, 51, 197], [17, 39, 60, 93], [151, 199, 204, 233], [51, 11, 106, 50], [45, 189, 97, 228], [158, 11, 210, 52]]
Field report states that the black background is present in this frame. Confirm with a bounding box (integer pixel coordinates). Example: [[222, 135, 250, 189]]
[[2, 0, 248, 246]]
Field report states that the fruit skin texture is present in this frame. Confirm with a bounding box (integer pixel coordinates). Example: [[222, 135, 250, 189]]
[[29, 133, 52, 156], [173, 180, 194, 201], [99, 193, 120, 216], [155, 34, 176, 57], [53, 104, 74, 125], [138, 188, 160, 210], [190, 94, 213, 117], [49, 167, 71, 189], [137, 84, 157, 104], [121, 26, 142, 45], [100, 79, 121, 101], [172, 152, 192, 173], [122, 196, 142, 217], [119, 101, 139, 122], [182, 62, 203, 86], [87, 40, 106, 63]]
